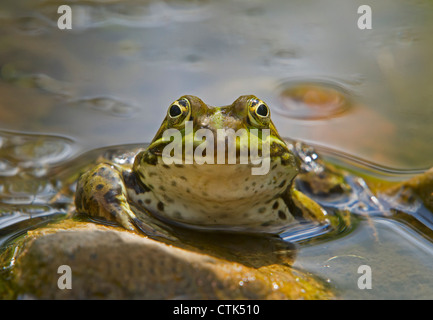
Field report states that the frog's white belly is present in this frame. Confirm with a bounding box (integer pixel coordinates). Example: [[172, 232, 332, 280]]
[[128, 159, 298, 233]]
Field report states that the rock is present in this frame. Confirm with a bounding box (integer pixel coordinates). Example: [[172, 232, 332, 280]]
[[1, 220, 333, 299], [384, 167, 433, 212]]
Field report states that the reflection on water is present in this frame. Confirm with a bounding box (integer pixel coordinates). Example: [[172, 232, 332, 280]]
[[0, 130, 74, 176], [295, 217, 433, 299], [0, 131, 75, 248], [66, 96, 139, 118], [276, 81, 352, 120], [1, 64, 72, 97], [0, 0, 432, 299]]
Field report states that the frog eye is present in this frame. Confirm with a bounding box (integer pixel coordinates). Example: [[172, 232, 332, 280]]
[[255, 103, 269, 117], [167, 98, 191, 122], [248, 98, 270, 127], [169, 104, 182, 118]]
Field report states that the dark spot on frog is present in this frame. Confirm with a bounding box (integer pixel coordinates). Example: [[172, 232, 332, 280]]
[[283, 193, 305, 220], [157, 201, 164, 212], [138, 199, 143, 205], [180, 176, 187, 181], [278, 180, 287, 188], [278, 210, 287, 220], [162, 164, 170, 169], [159, 185, 166, 191], [96, 184, 104, 190], [258, 207, 266, 213], [273, 201, 279, 210], [104, 189, 121, 205], [138, 171, 146, 180], [145, 199, 151, 204], [94, 165, 116, 182], [171, 180, 177, 187], [109, 209, 118, 218], [141, 152, 157, 166], [178, 99, 188, 107], [164, 195, 174, 203], [122, 171, 150, 194]]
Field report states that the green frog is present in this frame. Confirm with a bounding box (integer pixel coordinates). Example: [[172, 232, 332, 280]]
[[75, 95, 342, 241]]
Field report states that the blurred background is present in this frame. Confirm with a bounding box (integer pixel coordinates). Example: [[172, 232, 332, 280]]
[[0, 0, 432, 170]]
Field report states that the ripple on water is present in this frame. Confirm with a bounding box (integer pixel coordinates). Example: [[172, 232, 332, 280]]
[[1, 132, 74, 168], [0, 130, 74, 173], [275, 80, 353, 120], [1, 65, 72, 98], [0, 132, 74, 233], [67, 96, 139, 118], [0, 12, 52, 35], [34, 0, 211, 31]]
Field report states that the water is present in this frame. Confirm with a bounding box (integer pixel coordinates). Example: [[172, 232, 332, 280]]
[[0, 0, 433, 299]]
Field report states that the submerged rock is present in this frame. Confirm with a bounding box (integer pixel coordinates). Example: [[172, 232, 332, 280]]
[[384, 167, 433, 213], [0, 220, 333, 299]]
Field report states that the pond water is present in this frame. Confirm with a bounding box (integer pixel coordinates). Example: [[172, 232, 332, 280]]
[[0, 0, 433, 299]]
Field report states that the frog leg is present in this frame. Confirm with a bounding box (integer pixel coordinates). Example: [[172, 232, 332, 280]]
[[74, 163, 169, 238], [282, 188, 329, 225]]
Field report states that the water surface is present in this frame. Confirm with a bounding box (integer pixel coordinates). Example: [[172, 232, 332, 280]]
[[1, 0, 433, 299]]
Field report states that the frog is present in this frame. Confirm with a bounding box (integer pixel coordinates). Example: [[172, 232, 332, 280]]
[[74, 95, 345, 248]]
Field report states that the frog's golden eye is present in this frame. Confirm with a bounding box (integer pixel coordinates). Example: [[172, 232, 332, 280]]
[[167, 98, 190, 123], [248, 98, 270, 127]]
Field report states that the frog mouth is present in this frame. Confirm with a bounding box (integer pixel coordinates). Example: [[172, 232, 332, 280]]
[[148, 128, 288, 158], [147, 137, 293, 177]]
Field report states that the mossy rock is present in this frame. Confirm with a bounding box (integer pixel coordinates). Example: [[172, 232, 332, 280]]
[[0, 220, 334, 299]]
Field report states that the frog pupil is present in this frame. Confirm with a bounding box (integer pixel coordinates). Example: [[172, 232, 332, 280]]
[[256, 104, 268, 117], [169, 105, 182, 117]]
